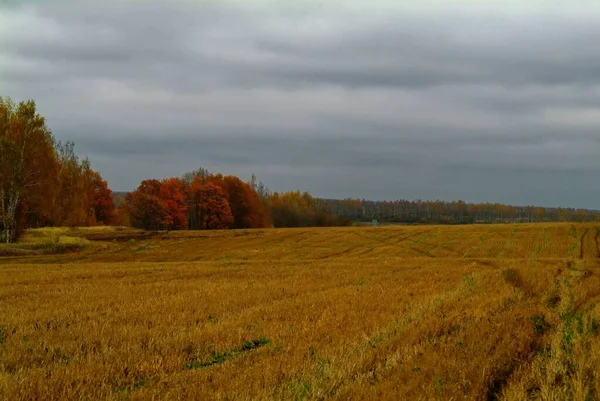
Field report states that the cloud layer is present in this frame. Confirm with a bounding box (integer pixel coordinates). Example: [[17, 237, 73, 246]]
[[2, 1, 600, 208]]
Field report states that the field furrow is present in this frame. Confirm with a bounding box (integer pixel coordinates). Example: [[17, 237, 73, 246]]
[[1, 223, 600, 400]]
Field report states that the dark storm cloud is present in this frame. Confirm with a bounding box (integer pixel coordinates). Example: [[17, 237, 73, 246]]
[[1, 1, 600, 208]]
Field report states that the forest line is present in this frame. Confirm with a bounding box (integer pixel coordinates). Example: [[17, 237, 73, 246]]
[[2, 97, 598, 243]]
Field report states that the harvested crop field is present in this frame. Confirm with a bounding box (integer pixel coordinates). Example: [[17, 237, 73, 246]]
[[1, 223, 600, 400]]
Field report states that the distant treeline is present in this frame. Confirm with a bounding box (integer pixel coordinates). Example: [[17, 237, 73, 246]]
[[117, 173, 600, 233], [116, 168, 351, 231], [3, 97, 599, 244], [316, 199, 600, 224]]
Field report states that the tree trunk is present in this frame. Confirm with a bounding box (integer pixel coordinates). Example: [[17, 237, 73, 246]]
[[2, 189, 19, 243]]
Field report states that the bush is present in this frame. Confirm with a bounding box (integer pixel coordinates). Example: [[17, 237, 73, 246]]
[[0, 229, 91, 256]]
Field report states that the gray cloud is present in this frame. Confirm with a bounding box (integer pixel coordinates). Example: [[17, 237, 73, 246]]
[[1, 1, 600, 208]]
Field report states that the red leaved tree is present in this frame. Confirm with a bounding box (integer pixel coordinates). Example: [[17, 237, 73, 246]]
[[87, 169, 115, 225], [158, 178, 187, 230], [217, 175, 270, 229], [125, 179, 166, 230], [188, 179, 233, 230]]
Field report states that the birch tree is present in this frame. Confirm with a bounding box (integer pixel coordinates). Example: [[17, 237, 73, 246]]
[[0, 98, 56, 243]]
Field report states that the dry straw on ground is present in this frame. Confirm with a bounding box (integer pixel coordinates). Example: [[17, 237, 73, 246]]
[[1, 223, 599, 400]]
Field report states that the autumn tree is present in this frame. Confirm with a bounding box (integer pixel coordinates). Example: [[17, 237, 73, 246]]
[[158, 178, 187, 230], [114, 202, 131, 227], [218, 175, 270, 229], [188, 179, 233, 230], [125, 178, 188, 230], [88, 169, 115, 225], [182, 168, 271, 229], [0, 97, 57, 243], [269, 191, 304, 227], [182, 167, 210, 185], [125, 179, 166, 230], [50, 141, 94, 227], [269, 191, 326, 227]]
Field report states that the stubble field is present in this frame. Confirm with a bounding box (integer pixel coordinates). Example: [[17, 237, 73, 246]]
[[1, 223, 600, 400]]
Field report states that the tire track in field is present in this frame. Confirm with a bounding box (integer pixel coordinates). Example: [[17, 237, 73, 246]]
[[274, 268, 543, 401], [355, 229, 434, 246], [272, 275, 476, 399], [579, 228, 588, 259], [351, 229, 437, 258], [595, 228, 600, 258]]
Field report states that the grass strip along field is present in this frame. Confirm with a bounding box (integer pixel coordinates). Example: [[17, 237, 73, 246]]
[[1, 223, 600, 400]]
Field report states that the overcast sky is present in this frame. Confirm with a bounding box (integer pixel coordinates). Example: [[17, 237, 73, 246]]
[[1, 1, 600, 208]]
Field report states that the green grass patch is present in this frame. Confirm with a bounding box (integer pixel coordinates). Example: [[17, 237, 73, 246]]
[[530, 315, 550, 334], [463, 274, 475, 290], [414, 232, 438, 245], [131, 243, 157, 254], [289, 380, 313, 400], [0, 325, 7, 344], [184, 338, 270, 370], [0, 229, 91, 256]]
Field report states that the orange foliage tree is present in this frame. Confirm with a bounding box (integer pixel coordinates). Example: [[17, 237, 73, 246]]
[[158, 178, 187, 230], [217, 175, 270, 229], [49, 141, 108, 227], [181, 168, 270, 230], [126, 178, 188, 230], [0, 98, 58, 242], [52, 142, 81, 226], [268, 190, 350, 227], [188, 179, 233, 229], [1, 97, 117, 241], [125, 179, 167, 230], [88, 169, 115, 225], [114, 202, 131, 227]]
